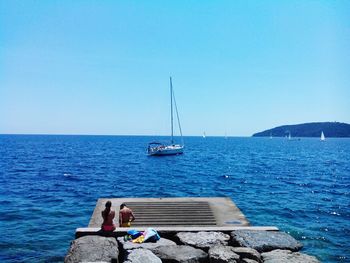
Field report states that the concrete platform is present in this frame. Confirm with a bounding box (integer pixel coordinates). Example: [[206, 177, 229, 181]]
[[89, 197, 250, 228], [75, 226, 279, 238]]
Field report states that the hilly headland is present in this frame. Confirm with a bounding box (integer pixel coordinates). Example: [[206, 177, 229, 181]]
[[252, 122, 350, 138]]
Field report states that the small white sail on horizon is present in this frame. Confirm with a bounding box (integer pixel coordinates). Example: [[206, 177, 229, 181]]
[[203, 132, 206, 138], [321, 131, 325, 141]]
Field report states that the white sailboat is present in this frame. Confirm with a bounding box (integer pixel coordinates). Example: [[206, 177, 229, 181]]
[[203, 132, 206, 138], [320, 131, 325, 141], [148, 77, 184, 156]]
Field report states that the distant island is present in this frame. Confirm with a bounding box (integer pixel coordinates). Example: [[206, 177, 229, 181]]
[[252, 122, 350, 138]]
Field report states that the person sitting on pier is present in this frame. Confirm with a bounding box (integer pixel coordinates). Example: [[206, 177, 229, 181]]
[[119, 203, 135, 227], [101, 200, 116, 231]]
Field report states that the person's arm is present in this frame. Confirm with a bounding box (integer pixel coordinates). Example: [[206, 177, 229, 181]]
[[130, 211, 135, 222], [119, 211, 122, 226], [101, 211, 105, 221]]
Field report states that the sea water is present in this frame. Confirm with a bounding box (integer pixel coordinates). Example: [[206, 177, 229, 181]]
[[0, 135, 349, 262]]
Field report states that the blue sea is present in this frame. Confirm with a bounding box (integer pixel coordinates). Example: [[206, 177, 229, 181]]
[[0, 135, 349, 262]]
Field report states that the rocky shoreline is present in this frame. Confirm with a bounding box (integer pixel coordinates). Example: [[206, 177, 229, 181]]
[[65, 229, 320, 263]]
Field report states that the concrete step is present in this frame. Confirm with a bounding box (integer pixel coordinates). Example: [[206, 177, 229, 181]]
[[130, 223, 217, 226], [76, 226, 279, 238], [134, 216, 216, 219], [125, 201, 216, 226]]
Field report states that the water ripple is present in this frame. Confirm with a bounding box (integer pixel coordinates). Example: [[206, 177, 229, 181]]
[[0, 135, 349, 262]]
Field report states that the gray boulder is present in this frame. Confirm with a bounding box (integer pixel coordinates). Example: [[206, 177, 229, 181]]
[[177, 231, 230, 250], [152, 245, 208, 263], [231, 247, 261, 262], [230, 230, 303, 252], [124, 248, 162, 263], [64, 236, 119, 263], [117, 236, 176, 251], [208, 245, 240, 263], [262, 249, 320, 263]]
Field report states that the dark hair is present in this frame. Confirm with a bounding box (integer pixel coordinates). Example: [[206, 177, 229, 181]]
[[105, 201, 112, 208], [120, 203, 126, 210]]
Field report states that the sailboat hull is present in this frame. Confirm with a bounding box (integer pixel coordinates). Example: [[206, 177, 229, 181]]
[[148, 145, 184, 156]]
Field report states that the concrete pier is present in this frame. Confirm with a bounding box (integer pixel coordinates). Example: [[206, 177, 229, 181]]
[[89, 197, 250, 228], [67, 197, 320, 263], [75, 197, 278, 238]]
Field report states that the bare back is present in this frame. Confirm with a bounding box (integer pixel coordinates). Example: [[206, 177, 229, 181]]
[[102, 209, 115, 226], [119, 207, 135, 225]]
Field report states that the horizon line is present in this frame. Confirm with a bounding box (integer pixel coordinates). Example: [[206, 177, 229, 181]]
[[0, 133, 251, 137]]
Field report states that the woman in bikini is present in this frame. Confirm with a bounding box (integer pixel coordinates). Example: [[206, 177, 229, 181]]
[[101, 201, 116, 231]]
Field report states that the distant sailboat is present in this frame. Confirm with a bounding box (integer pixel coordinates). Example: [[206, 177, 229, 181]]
[[147, 77, 184, 156], [320, 131, 325, 141], [203, 132, 206, 138]]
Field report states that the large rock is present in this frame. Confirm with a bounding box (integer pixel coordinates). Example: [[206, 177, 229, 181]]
[[117, 236, 176, 251], [230, 230, 303, 252], [124, 248, 162, 263], [261, 249, 320, 263], [208, 245, 240, 263], [152, 245, 208, 263], [231, 247, 261, 262], [64, 236, 119, 263], [176, 231, 230, 250]]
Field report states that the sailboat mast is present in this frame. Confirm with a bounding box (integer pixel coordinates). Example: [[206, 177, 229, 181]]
[[170, 77, 174, 144]]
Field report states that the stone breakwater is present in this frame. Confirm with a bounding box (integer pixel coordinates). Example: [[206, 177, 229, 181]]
[[65, 230, 320, 263]]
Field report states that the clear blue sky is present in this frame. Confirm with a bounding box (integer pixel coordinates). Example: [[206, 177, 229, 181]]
[[1, 1, 349, 136]]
